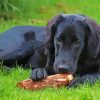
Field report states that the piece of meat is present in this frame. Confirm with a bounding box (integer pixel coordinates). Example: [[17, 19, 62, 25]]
[[16, 74, 73, 90]]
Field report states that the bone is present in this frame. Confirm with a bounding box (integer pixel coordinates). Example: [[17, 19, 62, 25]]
[[16, 74, 73, 90]]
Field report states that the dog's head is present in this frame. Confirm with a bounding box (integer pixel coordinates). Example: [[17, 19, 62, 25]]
[[45, 14, 100, 74]]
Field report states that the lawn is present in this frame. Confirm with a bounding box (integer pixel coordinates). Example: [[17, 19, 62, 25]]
[[0, 0, 100, 100], [0, 67, 100, 100]]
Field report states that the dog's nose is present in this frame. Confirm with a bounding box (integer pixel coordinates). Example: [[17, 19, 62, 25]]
[[58, 66, 68, 73]]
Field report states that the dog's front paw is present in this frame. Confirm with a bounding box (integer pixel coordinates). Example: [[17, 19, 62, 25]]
[[30, 68, 48, 81]]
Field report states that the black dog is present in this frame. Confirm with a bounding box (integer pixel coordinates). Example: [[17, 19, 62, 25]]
[[31, 14, 100, 87], [0, 14, 100, 87]]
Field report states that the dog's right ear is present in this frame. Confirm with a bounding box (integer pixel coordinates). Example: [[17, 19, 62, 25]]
[[45, 14, 64, 44], [44, 14, 64, 70]]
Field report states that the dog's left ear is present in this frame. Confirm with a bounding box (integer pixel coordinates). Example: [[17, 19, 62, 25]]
[[85, 17, 100, 58]]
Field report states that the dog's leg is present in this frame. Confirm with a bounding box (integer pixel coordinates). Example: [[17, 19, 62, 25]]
[[67, 72, 100, 88], [29, 48, 48, 81]]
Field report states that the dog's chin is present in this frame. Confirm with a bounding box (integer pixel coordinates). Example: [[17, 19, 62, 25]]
[[58, 71, 73, 75], [54, 68, 73, 74]]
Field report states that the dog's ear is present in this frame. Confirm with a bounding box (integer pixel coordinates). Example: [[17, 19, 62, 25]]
[[85, 17, 100, 58], [45, 14, 64, 56], [45, 14, 64, 44], [44, 14, 65, 68]]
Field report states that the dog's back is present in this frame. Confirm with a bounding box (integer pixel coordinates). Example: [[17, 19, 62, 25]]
[[0, 26, 46, 67]]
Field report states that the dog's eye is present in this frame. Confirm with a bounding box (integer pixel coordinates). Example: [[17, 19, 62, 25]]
[[56, 37, 63, 48], [56, 34, 65, 42], [60, 34, 65, 40], [72, 40, 81, 46], [56, 37, 62, 43]]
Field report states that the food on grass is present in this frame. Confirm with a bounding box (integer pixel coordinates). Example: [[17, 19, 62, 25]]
[[16, 74, 73, 90]]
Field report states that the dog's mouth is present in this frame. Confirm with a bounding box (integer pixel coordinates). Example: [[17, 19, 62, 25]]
[[58, 69, 73, 75], [54, 65, 74, 75]]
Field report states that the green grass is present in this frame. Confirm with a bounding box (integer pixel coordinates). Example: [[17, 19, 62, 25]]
[[0, 0, 100, 100], [1, 0, 100, 21], [0, 67, 100, 100], [1, 0, 100, 32]]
